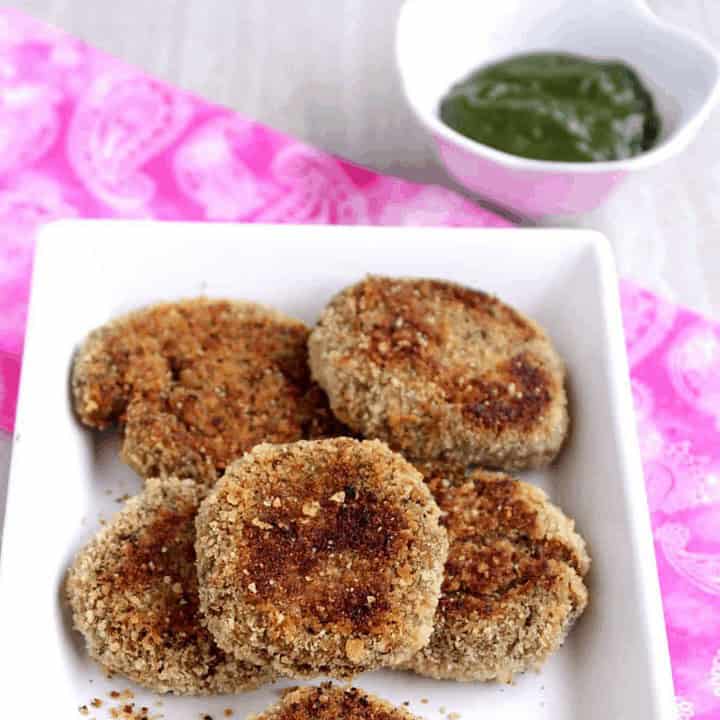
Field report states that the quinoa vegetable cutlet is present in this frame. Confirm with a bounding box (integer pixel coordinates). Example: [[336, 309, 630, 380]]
[[66, 477, 274, 695], [402, 462, 590, 682], [72, 298, 343, 485], [309, 276, 568, 470], [250, 684, 425, 720], [195, 438, 449, 679]]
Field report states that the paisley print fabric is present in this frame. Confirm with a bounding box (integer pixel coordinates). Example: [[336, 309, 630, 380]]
[[1, 9, 720, 717], [623, 281, 720, 718], [67, 73, 194, 213]]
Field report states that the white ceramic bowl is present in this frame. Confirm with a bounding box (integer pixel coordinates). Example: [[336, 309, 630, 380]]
[[396, 0, 720, 217]]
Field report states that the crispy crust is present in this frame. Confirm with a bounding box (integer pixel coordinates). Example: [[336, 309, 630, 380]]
[[66, 477, 274, 695], [195, 438, 449, 679], [250, 684, 424, 720], [401, 462, 590, 682], [72, 298, 344, 485], [309, 276, 568, 469]]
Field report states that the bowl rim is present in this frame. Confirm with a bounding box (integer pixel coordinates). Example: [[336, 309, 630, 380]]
[[395, 0, 720, 174]]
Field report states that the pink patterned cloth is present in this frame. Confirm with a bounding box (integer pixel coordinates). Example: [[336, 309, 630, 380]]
[[622, 284, 720, 718], [0, 8, 719, 718]]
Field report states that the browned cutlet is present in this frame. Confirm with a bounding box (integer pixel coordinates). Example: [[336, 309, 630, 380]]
[[72, 298, 344, 485], [250, 684, 425, 720], [401, 461, 590, 682], [195, 438, 448, 679], [309, 276, 568, 470], [66, 477, 274, 695]]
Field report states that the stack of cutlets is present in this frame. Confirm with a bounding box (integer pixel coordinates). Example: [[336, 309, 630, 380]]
[[66, 278, 589, 711]]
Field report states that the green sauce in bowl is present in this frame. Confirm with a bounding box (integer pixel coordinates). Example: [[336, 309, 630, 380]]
[[439, 52, 661, 162]]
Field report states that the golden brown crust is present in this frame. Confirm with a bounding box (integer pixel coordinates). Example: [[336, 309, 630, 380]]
[[252, 684, 424, 720], [402, 462, 590, 682], [195, 438, 448, 679], [65, 477, 274, 695], [309, 276, 569, 469], [72, 298, 344, 484]]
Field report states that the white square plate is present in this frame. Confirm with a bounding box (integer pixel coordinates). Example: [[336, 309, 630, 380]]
[[0, 221, 674, 719]]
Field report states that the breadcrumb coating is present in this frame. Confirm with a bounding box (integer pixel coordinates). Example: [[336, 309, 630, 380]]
[[195, 438, 448, 679], [309, 276, 568, 470], [66, 477, 274, 694], [73, 298, 344, 484], [250, 684, 425, 720], [402, 462, 590, 681]]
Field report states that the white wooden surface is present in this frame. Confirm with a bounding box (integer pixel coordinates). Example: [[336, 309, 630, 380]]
[[2, 0, 720, 533]]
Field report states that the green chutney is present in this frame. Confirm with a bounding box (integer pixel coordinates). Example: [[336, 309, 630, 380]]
[[439, 52, 661, 163]]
